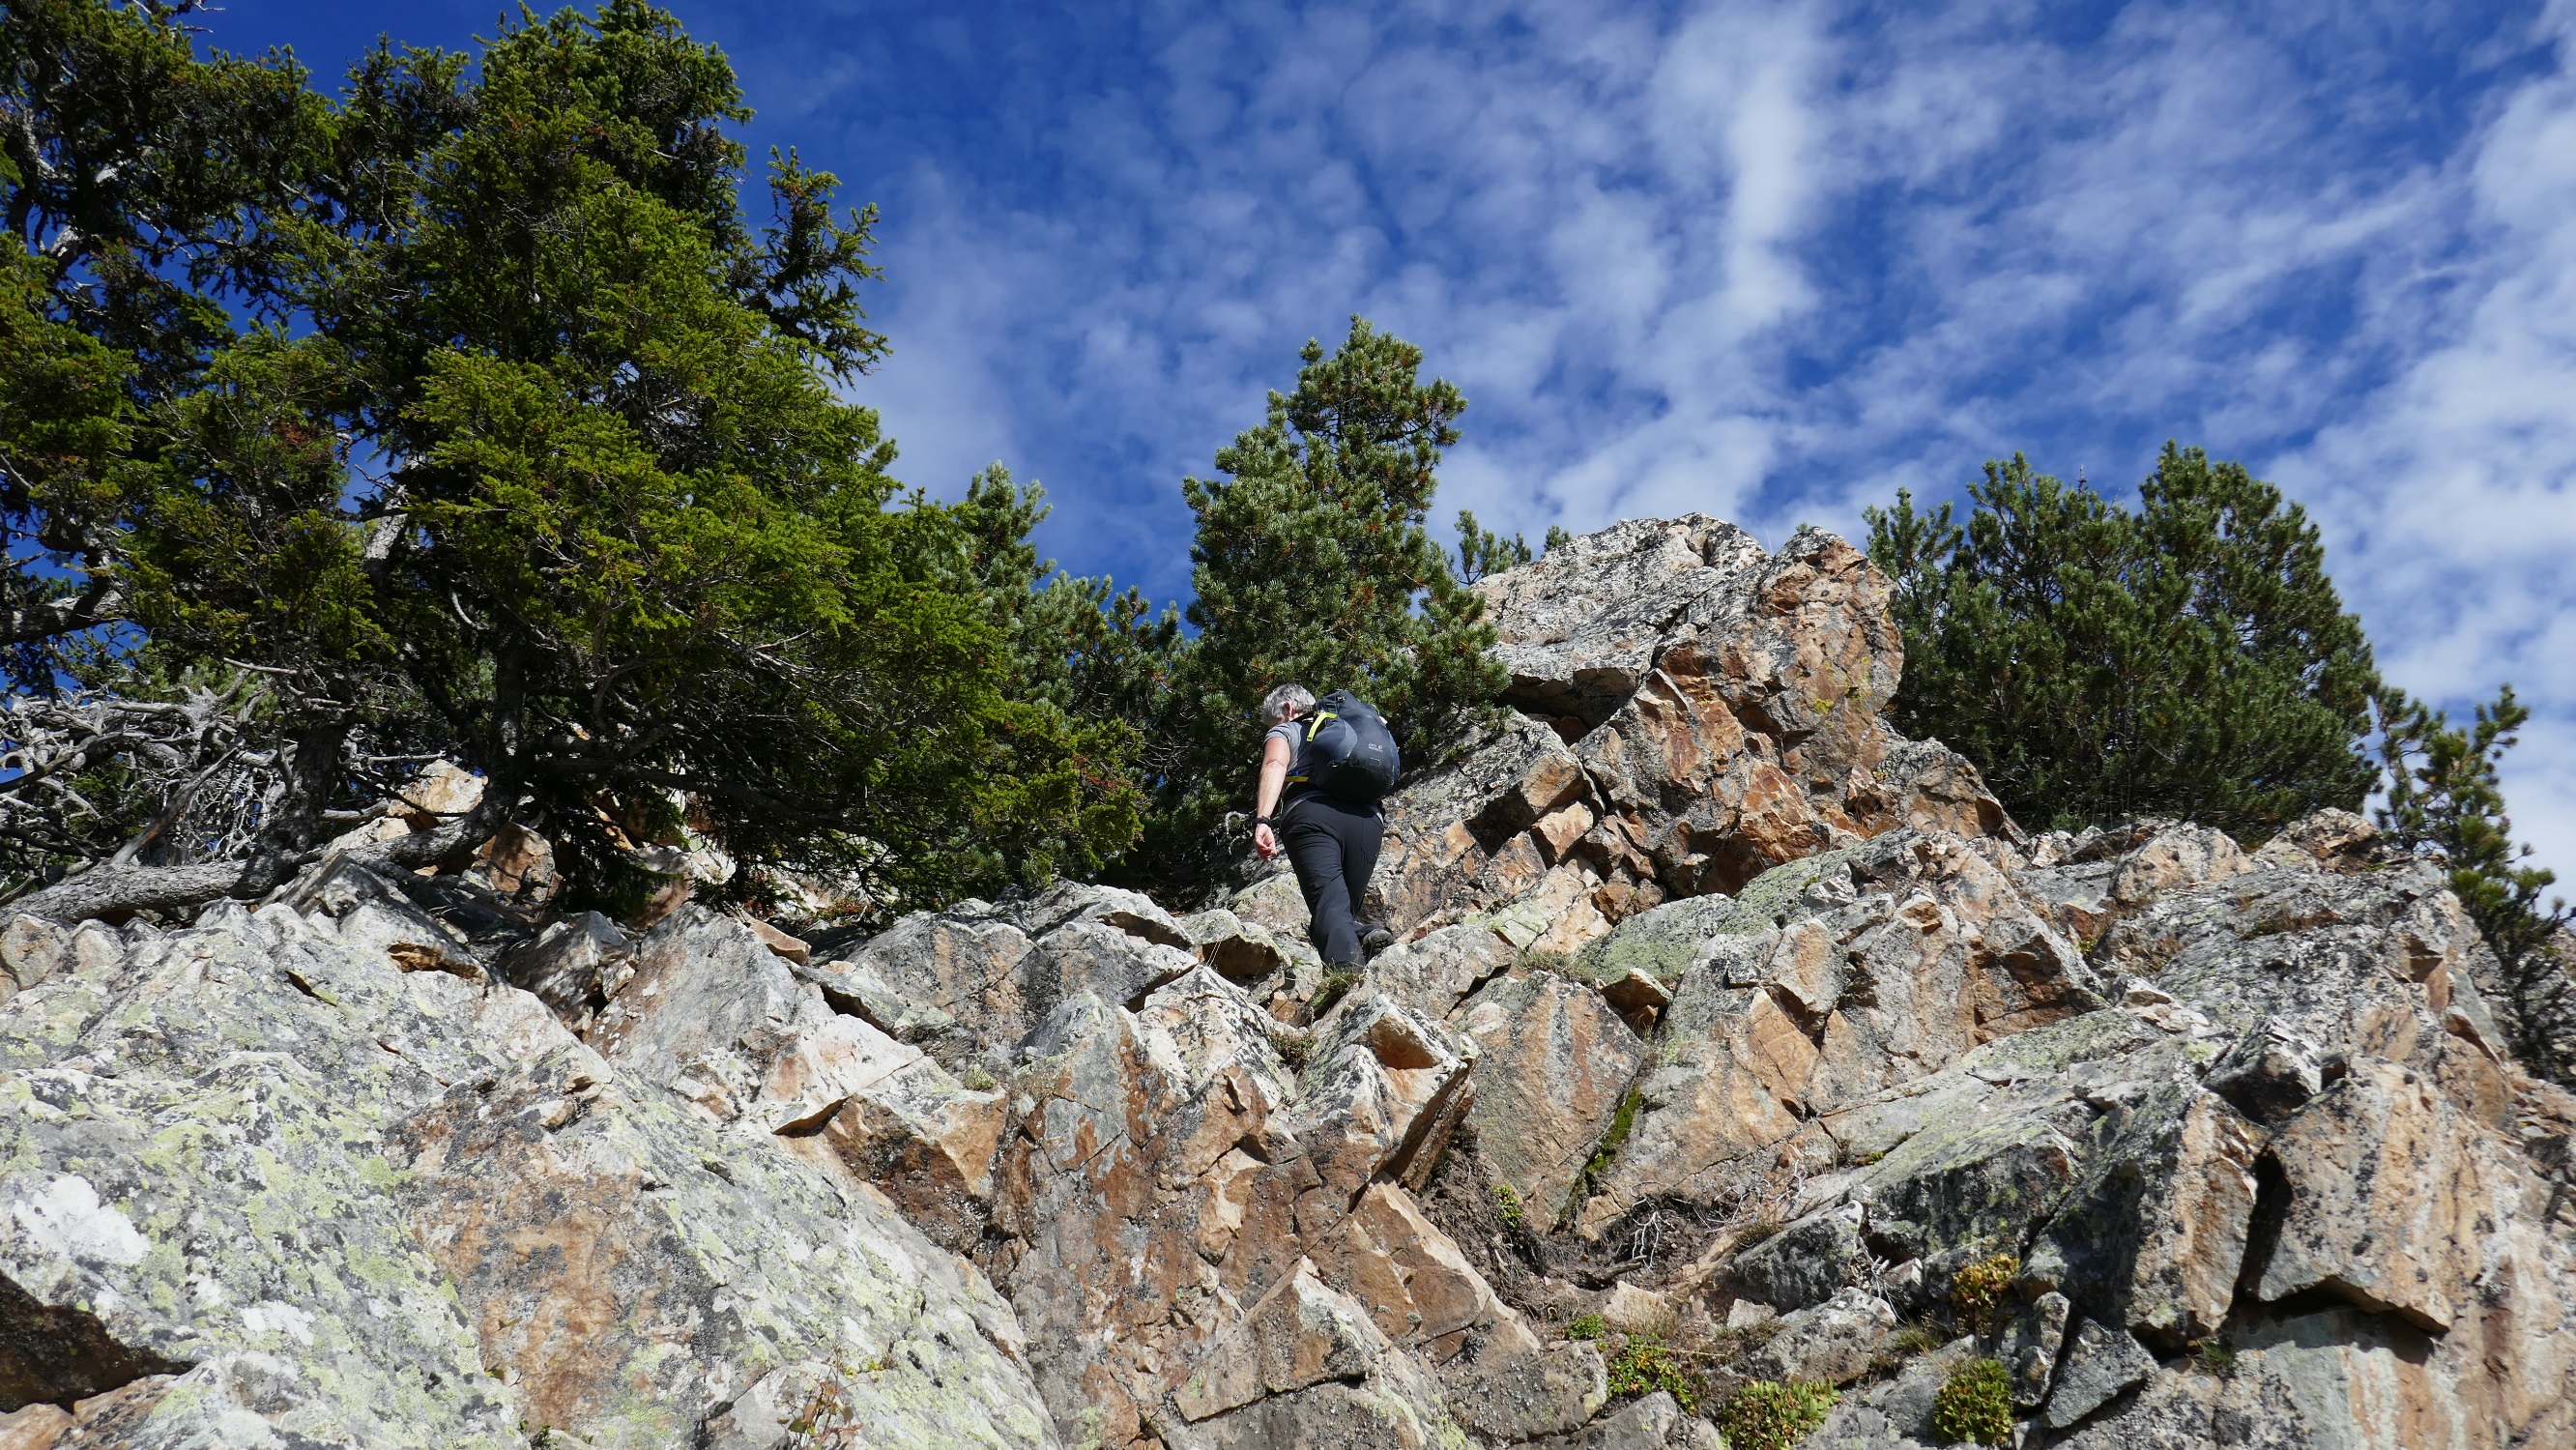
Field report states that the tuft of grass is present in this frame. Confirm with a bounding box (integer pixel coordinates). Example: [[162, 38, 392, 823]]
[[1604, 1336, 1697, 1412], [1305, 969, 1360, 1024], [1494, 1180, 1525, 1229], [1713, 1379, 1838, 1450], [1566, 1085, 1645, 1216], [2192, 1339, 2239, 1378], [1949, 1252, 2019, 1336], [1268, 1026, 1312, 1068], [1867, 1320, 1945, 1376], [1519, 946, 1576, 974], [1564, 1312, 1606, 1342], [1930, 1358, 2013, 1445]]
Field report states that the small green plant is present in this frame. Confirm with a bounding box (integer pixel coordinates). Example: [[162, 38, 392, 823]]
[[1519, 947, 1576, 974], [958, 1063, 997, 1091], [1713, 1379, 1838, 1450], [1494, 1180, 1525, 1229], [1563, 1311, 1606, 1341], [2192, 1339, 2239, 1378], [1305, 969, 1360, 1023], [1566, 1085, 1645, 1215], [1882, 1321, 1943, 1359], [1930, 1358, 2014, 1445], [1267, 1026, 1313, 1068], [1948, 1252, 2019, 1335], [782, 1363, 858, 1448], [1604, 1336, 1696, 1412]]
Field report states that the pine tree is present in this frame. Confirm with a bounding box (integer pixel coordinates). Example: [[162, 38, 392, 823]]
[[1, 1, 1141, 921], [1866, 446, 2381, 840], [1129, 318, 1505, 894], [2375, 684, 2574, 1075], [1454, 509, 1532, 583]]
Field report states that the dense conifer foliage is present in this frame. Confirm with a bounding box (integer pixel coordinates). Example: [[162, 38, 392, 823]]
[[1866, 446, 2382, 840], [0, 0, 1137, 918], [4, 3, 2564, 961], [1102, 319, 1507, 895], [2375, 683, 2572, 1069]]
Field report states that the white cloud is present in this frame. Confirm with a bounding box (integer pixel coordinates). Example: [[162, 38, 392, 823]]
[[777, 0, 2574, 880]]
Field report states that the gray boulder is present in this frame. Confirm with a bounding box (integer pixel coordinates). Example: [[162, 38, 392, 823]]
[[1742, 1288, 1898, 1385], [2042, 1317, 2157, 1429], [1734, 1207, 1868, 1313]]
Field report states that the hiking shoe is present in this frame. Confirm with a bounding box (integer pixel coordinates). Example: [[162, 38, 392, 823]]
[[1359, 921, 1397, 959]]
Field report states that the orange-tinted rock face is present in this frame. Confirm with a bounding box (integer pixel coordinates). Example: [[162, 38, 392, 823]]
[[1373, 520, 2011, 947], [15, 521, 2576, 1450]]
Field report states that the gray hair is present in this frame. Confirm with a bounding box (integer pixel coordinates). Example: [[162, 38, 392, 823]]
[[1259, 682, 1316, 727]]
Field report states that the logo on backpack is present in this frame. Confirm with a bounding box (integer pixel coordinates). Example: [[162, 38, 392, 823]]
[[1289, 691, 1402, 803]]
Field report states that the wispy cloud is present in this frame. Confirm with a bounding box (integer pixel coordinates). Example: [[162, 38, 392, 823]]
[[691, 0, 2575, 881]]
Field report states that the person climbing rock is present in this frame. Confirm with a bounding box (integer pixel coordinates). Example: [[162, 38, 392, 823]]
[[1251, 683, 1402, 967]]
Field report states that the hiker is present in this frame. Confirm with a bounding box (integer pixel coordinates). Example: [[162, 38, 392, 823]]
[[1251, 683, 1401, 968]]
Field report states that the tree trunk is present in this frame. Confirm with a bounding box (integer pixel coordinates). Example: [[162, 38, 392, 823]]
[[11, 794, 511, 926]]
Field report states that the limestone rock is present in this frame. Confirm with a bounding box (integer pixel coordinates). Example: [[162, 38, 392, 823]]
[[1800, 1331, 1976, 1448], [2253, 807, 2382, 874], [1024, 917, 1201, 1015], [496, 909, 632, 1030], [1742, 1288, 1897, 1385], [1579, 831, 2099, 1238], [1181, 907, 1301, 985], [2202, 1017, 2328, 1126], [833, 902, 1037, 1068], [1229, 870, 1314, 940], [981, 951, 1581, 1449], [793, 952, 983, 1068], [1370, 911, 1527, 1021], [1997, 1290, 2069, 1407], [1372, 713, 1598, 937], [0, 899, 1051, 1448], [2041, 1317, 2156, 1430], [391, 1041, 1049, 1448], [2108, 822, 2255, 906], [753, 1011, 1008, 1251], [1, 915, 65, 997], [591, 907, 823, 1124], [1437, 1326, 1606, 1442], [2253, 1058, 2497, 1332], [1169, 1261, 1404, 1422], [1002, 878, 1194, 950], [1455, 972, 1648, 1232], [1475, 514, 1768, 730], [1733, 1207, 1867, 1314], [1374, 522, 2008, 940], [1509, 1390, 1721, 1450], [2025, 1084, 2258, 1346], [1301, 990, 1476, 1199], [1598, 1282, 1677, 1338], [1, 1061, 518, 1447]]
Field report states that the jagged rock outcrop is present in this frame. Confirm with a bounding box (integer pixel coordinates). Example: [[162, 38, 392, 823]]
[[0, 893, 1053, 1448], [1372, 520, 2009, 945], [6, 514, 2571, 1450]]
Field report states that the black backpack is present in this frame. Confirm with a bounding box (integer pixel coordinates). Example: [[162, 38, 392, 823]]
[[1290, 691, 1402, 803]]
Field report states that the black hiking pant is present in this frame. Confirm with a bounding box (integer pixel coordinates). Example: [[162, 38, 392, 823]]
[[1279, 790, 1383, 968]]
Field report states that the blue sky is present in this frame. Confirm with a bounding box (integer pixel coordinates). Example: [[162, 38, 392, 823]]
[[221, 0, 2576, 884]]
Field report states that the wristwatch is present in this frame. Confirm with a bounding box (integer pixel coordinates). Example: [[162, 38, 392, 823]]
[[1254, 816, 1274, 826]]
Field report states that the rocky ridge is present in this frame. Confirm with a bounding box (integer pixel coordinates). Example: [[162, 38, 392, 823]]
[[4, 515, 2571, 1449]]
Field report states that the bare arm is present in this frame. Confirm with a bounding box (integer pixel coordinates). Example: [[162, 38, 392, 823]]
[[1253, 731, 1293, 860]]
